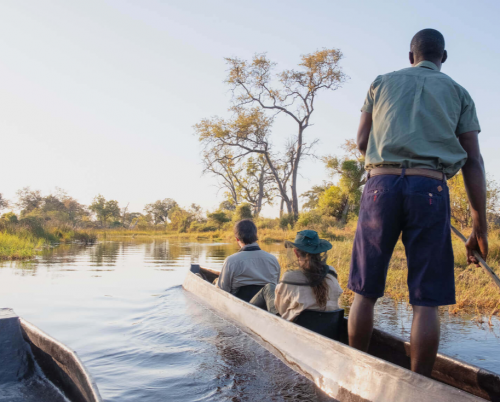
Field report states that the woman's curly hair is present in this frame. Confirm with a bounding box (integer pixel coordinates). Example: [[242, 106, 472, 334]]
[[296, 250, 331, 308]]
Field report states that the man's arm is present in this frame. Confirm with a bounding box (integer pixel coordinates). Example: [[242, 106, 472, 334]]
[[458, 131, 488, 265], [216, 259, 234, 293], [357, 111, 373, 156]]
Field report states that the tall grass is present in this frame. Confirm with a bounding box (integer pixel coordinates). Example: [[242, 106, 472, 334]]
[[96, 227, 298, 242], [279, 228, 500, 316], [0, 232, 46, 260], [0, 219, 97, 260]]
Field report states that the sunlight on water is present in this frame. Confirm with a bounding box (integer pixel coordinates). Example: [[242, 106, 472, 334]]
[[0, 239, 498, 401], [0, 240, 330, 401]]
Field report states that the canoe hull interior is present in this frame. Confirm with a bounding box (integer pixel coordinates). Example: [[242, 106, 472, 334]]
[[0, 309, 102, 402], [186, 265, 500, 402]]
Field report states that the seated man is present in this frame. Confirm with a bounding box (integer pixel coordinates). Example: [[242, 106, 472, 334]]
[[216, 219, 280, 300], [250, 230, 343, 321]]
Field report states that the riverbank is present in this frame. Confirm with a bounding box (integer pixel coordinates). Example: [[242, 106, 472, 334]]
[[330, 234, 500, 318], [274, 227, 500, 318], [97, 227, 296, 242], [0, 224, 97, 260]]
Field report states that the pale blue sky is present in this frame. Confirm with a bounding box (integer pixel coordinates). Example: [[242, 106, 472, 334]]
[[1, 0, 498, 216]]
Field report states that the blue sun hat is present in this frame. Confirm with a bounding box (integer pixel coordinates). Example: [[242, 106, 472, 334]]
[[284, 230, 332, 254]]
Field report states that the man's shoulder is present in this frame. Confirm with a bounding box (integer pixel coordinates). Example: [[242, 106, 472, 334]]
[[224, 248, 278, 263], [256, 249, 278, 260], [373, 67, 414, 80], [443, 77, 471, 98], [374, 67, 468, 94], [224, 252, 243, 264]]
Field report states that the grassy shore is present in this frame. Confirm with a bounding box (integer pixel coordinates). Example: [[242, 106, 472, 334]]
[[96, 227, 295, 242], [0, 224, 97, 260], [0, 232, 46, 260], [333, 235, 500, 317], [273, 226, 500, 317]]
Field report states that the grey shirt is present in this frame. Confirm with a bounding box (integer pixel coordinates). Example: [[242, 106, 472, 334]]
[[216, 243, 281, 294], [362, 60, 481, 178]]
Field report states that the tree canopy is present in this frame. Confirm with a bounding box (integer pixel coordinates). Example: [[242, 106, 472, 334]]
[[197, 49, 347, 218], [89, 195, 121, 227], [144, 199, 178, 225]]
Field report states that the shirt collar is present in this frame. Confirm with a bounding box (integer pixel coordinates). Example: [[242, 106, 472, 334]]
[[240, 242, 260, 252], [414, 60, 441, 72]]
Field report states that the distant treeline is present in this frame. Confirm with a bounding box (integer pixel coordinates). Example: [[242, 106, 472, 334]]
[[1, 141, 498, 235]]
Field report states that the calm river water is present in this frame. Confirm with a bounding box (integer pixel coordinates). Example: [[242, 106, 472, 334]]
[[0, 239, 499, 401]]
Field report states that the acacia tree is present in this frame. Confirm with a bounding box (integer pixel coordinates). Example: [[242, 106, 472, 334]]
[[241, 155, 276, 215], [89, 195, 121, 227], [168, 204, 203, 233], [202, 146, 275, 216], [16, 187, 43, 216], [197, 108, 297, 216], [144, 199, 178, 225], [202, 147, 242, 206], [223, 50, 347, 217], [59, 197, 88, 227]]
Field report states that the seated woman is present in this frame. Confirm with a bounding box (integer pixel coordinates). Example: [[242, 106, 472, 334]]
[[250, 230, 343, 321]]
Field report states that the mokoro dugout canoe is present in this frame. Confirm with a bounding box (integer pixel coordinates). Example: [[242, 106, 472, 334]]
[[183, 265, 500, 402], [0, 308, 102, 402]]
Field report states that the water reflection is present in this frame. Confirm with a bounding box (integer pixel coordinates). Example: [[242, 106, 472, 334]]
[[0, 238, 499, 402], [373, 298, 500, 372], [89, 242, 121, 267]]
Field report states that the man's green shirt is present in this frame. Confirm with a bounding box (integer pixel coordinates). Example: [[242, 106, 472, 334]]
[[362, 61, 481, 178]]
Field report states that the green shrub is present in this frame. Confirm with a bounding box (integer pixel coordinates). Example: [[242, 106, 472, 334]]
[[1, 212, 18, 223], [0, 232, 46, 260], [190, 222, 217, 232], [279, 213, 296, 229], [254, 217, 280, 230], [296, 211, 323, 228], [234, 203, 253, 221], [207, 210, 230, 229]]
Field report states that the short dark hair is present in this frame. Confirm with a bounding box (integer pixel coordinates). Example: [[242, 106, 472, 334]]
[[410, 29, 445, 62], [234, 219, 258, 244]]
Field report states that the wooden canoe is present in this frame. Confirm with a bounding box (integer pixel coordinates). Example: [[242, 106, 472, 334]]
[[183, 265, 500, 402], [0, 308, 102, 402]]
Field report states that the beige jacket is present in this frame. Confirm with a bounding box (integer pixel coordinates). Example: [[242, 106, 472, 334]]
[[275, 267, 343, 321]]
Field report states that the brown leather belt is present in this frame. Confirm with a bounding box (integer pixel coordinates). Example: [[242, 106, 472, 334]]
[[369, 167, 446, 181]]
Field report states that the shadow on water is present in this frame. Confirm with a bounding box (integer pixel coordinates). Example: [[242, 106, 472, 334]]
[[0, 238, 498, 401]]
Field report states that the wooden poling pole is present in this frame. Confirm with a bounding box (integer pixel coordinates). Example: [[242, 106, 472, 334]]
[[451, 225, 500, 291]]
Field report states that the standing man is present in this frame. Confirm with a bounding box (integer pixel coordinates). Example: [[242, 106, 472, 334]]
[[216, 219, 280, 299], [348, 28, 488, 377]]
